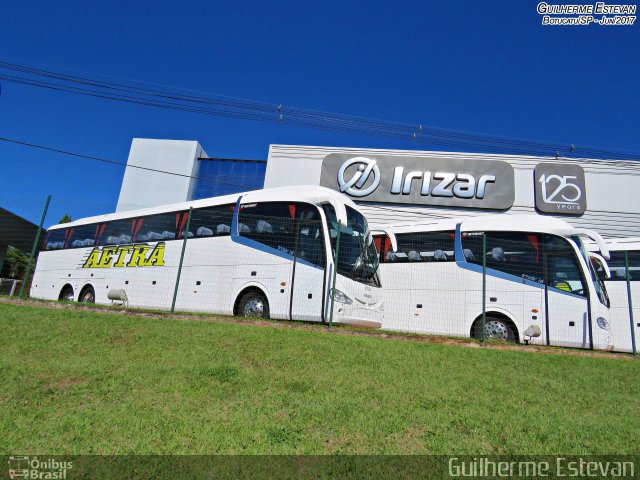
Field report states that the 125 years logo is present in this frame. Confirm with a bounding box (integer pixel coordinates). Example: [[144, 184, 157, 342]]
[[534, 163, 587, 215]]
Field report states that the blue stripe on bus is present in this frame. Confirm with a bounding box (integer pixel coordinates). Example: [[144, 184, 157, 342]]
[[230, 234, 324, 271]]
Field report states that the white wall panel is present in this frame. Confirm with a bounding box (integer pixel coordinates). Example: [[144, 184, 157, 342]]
[[266, 144, 640, 238]]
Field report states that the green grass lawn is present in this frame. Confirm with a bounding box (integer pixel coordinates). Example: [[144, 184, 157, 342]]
[[1, 301, 639, 455]]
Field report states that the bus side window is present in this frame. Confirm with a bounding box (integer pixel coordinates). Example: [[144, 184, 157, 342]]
[[238, 202, 297, 257], [189, 204, 234, 238], [44, 229, 67, 250], [462, 231, 544, 282], [393, 231, 455, 263], [67, 223, 97, 248], [607, 250, 640, 281], [134, 212, 181, 242], [99, 218, 135, 246]]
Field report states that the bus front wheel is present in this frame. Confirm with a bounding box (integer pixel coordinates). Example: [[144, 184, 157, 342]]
[[237, 290, 270, 319], [472, 315, 518, 343]]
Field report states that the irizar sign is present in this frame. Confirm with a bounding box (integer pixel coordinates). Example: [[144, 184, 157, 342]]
[[321, 153, 515, 209], [388, 168, 496, 199]]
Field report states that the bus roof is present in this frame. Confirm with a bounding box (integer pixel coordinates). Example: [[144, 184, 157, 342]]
[[588, 237, 640, 252], [382, 214, 584, 237], [48, 186, 358, 230]]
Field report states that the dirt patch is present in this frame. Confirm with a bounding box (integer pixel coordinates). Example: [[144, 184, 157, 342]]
[[1, 297, 636, 361], [38, 374, 90, 392]]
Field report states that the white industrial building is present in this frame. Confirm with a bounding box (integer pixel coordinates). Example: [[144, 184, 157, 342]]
[[116, 139, 640, 238]]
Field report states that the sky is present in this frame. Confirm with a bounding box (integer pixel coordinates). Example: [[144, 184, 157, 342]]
[[0, 0, 638, 226]]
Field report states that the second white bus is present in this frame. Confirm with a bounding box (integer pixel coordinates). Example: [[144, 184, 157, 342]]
[[589, 237, 639, 353], [373, 215, 615, 350]]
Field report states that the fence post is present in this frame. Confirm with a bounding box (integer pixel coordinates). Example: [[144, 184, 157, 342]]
[[481, 232, 487, 345], [19, 194, 51, 299], [171, 207, 192, 313], [328, 227, 342, 330], [624, 251, 637, 356]]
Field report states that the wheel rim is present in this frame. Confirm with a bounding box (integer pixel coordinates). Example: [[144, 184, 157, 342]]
[[243, 298, 265, 317], [63, 290, 74, 302], [485, 320, 509, 341], [82, 291, 95, 303]]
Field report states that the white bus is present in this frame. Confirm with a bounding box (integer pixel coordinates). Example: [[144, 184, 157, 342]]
[[589, 238, 639, 353], [31, 186, 383, 326], [373, 215, 615, 350]]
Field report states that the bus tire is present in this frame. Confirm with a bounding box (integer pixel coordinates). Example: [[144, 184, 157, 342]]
[[79, 285, 96, 304], [59, 285, 74, 302], [237, 290, 270, 319], [471, 314, 518, 343]]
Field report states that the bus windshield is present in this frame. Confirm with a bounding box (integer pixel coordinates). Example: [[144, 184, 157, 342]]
[[571, 236, 610, 307], [323, 205, 380, 286]]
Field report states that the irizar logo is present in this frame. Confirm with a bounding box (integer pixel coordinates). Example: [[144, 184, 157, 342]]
[[337, 157, 381, 197], [336, 157, 497, 199], [323, 153, 515, 209], [538, 174, 582, 206], [390, 168, 497, 199]]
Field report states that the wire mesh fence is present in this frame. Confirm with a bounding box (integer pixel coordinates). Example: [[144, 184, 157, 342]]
[[1, 193, 638, 355]]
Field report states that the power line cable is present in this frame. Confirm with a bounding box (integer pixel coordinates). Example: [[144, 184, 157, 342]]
[[0, 137, 255, 189], [1, 59, 639, 161]]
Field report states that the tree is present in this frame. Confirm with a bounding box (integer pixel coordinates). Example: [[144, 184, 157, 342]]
[[59, 214, 72, 223], [5, 246, 30, 279]]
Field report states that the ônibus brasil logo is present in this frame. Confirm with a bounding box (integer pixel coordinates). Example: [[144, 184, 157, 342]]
[[337, 157, 381, 197]]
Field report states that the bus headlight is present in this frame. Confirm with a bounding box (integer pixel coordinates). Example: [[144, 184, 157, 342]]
[[596, 317, 610, 330], [331, 289, 353, 305]]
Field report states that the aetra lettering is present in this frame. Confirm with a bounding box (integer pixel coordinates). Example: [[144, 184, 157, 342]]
[[82, 243, 166, 268], [390, 167, 496, 199]]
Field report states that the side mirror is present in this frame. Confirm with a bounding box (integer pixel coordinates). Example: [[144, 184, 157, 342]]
[[369, 229, 398, 252], [589, 253, 611, 280]]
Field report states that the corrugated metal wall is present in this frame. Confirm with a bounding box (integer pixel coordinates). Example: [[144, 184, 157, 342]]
[[266, 145, 640, 238]]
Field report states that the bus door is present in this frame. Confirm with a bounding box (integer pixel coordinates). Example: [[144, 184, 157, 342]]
[[604, 250, 640, 353], [290, 205, 327, 321], [543, 235, 591, 349]]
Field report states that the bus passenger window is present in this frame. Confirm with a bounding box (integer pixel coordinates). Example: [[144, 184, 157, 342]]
[[134, 212, 181, 242], [462, 231, 544, 282], [44, 229, 66, 250], [392, 231, 455, 264], [189, 205, 234, 238], [66, 223, 97, 248], [238, 202, 297, 257], [606, 251, 640, 281], [99, 219, 135, 246]]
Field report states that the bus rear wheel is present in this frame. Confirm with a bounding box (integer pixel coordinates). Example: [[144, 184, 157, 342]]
[[59, 285, 74, 302], [238, 291, 270, 319], [472, 315, 518, 343], [80, 286, 95, 304]]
